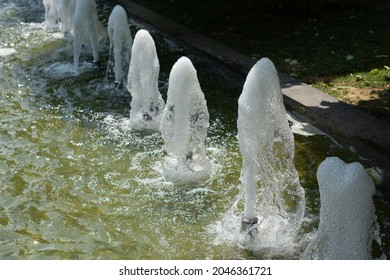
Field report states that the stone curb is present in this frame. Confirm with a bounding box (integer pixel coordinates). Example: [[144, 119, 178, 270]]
[[113, 0, 390, 171]]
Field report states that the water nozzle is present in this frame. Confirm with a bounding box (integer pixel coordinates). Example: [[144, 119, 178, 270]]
[[114, 81, 123, 90], [241, 216, 258, 237]]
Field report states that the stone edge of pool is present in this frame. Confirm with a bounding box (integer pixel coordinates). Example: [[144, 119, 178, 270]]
[[112, 0, 390, 172]]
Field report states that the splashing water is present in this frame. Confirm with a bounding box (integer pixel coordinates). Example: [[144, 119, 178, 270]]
[[42, 0, 59, 29], [239, 58, 305, 239], [58, 0, 74, 34], [210, 58, 306, 252], [303, 157, 379, 259], [160, 56, 211, 185], [42, 0, 74, 34], [73, 0, 101, 71], [106, 5, 132, 89], [127, 29, 165, 131]]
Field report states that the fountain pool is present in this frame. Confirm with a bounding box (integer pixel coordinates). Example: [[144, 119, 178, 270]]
[[0, 1, 388, 259]]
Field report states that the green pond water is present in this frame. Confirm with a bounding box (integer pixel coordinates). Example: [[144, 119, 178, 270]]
[[0, 1, 388, 259]]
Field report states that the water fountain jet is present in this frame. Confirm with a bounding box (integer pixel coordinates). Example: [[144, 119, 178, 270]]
[[43, 0, 74, 34], [127, 29, 165, 131], [160, 56, 211, 185], [107, 5, 132, 89], [72, 0, 105, 71], [43, 0, 60, 29], [58, 0, 74, 35], [303, 156, 377, 259], [237, 58, 305, 241]]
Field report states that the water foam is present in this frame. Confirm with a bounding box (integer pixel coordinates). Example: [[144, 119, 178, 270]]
[[107, 5, 132, 88], [238, 58, 305, 238], [0, 47, 16, 56], [127, 29, 165, 131], [161, 56, 211, 185], [303, 157, 378, 259]]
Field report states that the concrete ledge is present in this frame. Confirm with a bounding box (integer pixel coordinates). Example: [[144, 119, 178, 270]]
[[113, 0, 390, 171]]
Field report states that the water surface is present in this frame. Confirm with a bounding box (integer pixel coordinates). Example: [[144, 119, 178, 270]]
[[0, 0, 388, 259]]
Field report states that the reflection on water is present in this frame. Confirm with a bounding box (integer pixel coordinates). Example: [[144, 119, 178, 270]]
[[0, 0, 388, 259]]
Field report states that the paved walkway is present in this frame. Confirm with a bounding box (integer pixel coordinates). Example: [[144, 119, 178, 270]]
[[114, 0, 390, 171]]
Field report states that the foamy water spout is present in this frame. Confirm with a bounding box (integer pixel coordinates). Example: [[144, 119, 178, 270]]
[[303, 157, 377, 259], [107, 5, 132, 89], [73, 0, 106, 71], [237, 58, 305, 242], [127, 29, 165, 131], [161, 56, 211, 185]]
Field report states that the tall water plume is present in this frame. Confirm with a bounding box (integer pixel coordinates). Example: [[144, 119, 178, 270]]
[[160, 56, 211, 185], [127, 29, 165, 131], [303, 157, 377, 259], [237, 58, 305, 242], [107, 5, 132, 89]]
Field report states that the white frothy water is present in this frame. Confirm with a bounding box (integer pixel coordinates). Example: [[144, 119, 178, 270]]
[[73, 0, 99, 70], [210, 58, 306, 251], [0, 48, 16, 56], [42, 0, 73, 34], [238, 58, 305, 238], [58, 0, 74, 34], [43, 61, 97, 78], [127, 29, 165, 131], [303, 157, 377, 259], [287, 112, 325, 137], [107, 5, 132, 88], [42, 0, 107, 71], [42, 0, 59, 29], [160, 56, 211, 185]]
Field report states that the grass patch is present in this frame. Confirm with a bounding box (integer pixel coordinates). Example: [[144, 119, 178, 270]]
[[310, 66, 390, 121]]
